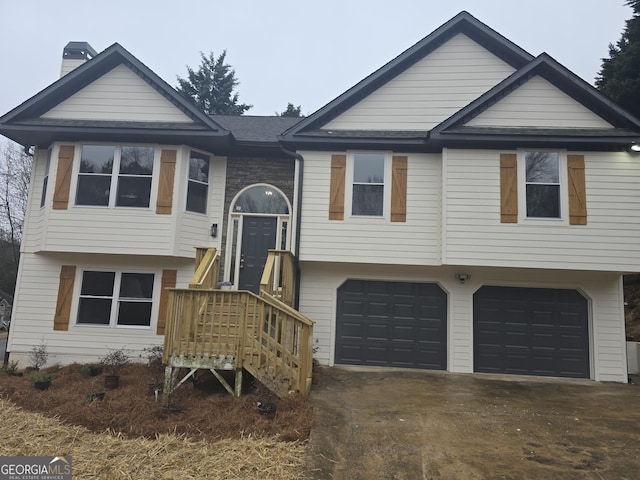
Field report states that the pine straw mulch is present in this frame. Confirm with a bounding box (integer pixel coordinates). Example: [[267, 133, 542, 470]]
[[0, 363, 313, 479], [0, 399, 307, 479]]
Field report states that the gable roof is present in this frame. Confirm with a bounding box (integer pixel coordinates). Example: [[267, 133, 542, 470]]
[[281, 11, 534, 144], [282, 12, 640, 152], [429, 53, 640, 149], [0, 43, 231, 151]]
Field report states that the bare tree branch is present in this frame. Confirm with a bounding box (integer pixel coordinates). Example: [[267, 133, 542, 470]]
[[0, 139, 32, 273]]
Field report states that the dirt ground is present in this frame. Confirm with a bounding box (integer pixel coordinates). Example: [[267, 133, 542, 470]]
[[307, 367, 640, 480], [0, 363, 313, 442]]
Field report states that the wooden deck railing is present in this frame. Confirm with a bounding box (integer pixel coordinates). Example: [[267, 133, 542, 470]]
[[162, 289, 246, 364], [162, 248, 313, 398], [246, 292, 314, 397], [260, 250, 295, 307], [162, 288, 313, 397], [189, 247, 220, 289]]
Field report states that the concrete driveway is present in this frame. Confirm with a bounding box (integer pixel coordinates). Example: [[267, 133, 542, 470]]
[[305, 367, 640, 480]]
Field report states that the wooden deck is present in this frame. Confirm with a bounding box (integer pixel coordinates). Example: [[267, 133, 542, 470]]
[[162, 249, 313, 402]]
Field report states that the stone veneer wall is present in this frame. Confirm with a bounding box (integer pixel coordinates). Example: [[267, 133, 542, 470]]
[[219, 155, 296, 279]]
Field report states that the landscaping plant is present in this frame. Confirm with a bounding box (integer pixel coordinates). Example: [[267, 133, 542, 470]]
[[28, 340, 48, 370]]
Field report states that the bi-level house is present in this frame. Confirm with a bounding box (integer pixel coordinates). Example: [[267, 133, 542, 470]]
[[1, 12, 639, 391]]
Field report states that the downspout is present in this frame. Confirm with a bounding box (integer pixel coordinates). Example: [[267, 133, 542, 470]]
[[280, 147, 304, 309]]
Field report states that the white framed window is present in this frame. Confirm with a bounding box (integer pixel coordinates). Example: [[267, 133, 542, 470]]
[[524, 151, 560, 218], [347, 152, 390, 218], [76, 270, 155, 328], [40, 149, 51, 208], [186, 150, 210, 214], [75, 145, 155, 208], [519, 150, 567, 221]]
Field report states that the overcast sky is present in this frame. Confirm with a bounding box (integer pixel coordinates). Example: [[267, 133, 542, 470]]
[[0, 0, 632, 118]]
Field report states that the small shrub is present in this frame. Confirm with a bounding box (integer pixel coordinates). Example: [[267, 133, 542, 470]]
[[143, 345, 163, 368], [1, 360, 20, 376], [81, 364, 103, 376], [28, 340, 48, 370], [143, 345, 164, 384], [29, 372, 53, 384], [100, 348, 130, 375], [84, 376, 105, 404], [30, 372, 53, 390]]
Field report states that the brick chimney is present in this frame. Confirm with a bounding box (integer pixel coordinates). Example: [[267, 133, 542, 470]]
[[60, 42, 97, 77]]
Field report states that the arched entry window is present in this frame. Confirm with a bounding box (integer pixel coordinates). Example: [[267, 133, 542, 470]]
[[233, 185, 289, 214], [226, 184, 291, 292]]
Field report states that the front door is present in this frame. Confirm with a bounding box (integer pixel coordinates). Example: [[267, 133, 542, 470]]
[[238, 216, 278, 293]]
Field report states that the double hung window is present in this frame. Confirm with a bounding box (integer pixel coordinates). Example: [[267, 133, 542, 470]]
[[76, 145, 154, 207], [351, 153, 385, 217], [77, 271, 155, 327], [501, 150, 586, 225], [524, 151, 561, 219], [186, 151, 210, 214]]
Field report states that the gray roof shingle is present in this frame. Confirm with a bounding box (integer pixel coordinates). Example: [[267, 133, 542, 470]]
[[211, 115, 302, 143]]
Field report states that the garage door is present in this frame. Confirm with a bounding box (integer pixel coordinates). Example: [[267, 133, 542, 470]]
[[336, 280, 447, 369], [474, 286, 589, 378]]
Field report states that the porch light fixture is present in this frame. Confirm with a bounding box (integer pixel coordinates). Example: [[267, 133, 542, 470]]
[[455, 273, 470, 284], [631, 142, 640, 152], [210, 223, 218, 237]]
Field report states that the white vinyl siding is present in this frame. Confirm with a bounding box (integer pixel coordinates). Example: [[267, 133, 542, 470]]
[[41, 64, 194, 123], [7, 252, 194, 366], [466, 76, 614, 128], [299, 150, 441, 265], [443, 149, 640, 271], [42, 208, 175, 255], [22, 149, 48, 252], [324, 34, 516, 131], [176, 215, 213, 257], [298, 262, 627, 382]]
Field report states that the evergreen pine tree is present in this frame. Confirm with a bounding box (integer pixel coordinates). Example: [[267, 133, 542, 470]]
[[177, 51, 252, 115], [596, 1, 640, 117], [277, 103, 303, 117]]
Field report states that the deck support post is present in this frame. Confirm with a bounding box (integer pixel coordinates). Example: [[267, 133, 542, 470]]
[[234, 368, 243, 397], [162, 365, 179, 406]]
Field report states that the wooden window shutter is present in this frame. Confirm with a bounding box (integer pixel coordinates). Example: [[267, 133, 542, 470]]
[[156, 149, 177, 214], [568, 154, 587, 225], [156, 269, 177, 335], [329, 154, 346, 220], [500, 154, 518, 223], [391, 156, 408, 222], [53, 265, 76, 331], [52, 145, 75, 210]]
